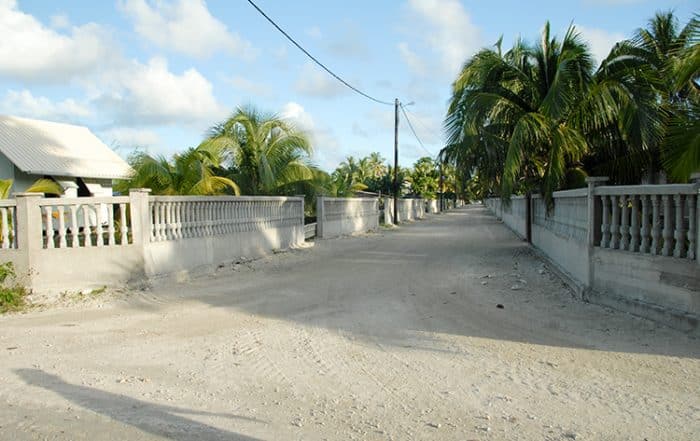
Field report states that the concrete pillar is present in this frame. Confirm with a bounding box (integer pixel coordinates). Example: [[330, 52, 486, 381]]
[[691, 173, 700, 265], [585, 177, 608, 295], [316, 196, 325, 238], [129, 189, 152, 247], [13, 193, 44, 289]]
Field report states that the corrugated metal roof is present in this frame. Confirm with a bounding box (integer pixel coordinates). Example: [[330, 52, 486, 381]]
[[0, 115, 133, 179]]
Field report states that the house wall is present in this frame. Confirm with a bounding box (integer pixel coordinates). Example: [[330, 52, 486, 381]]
[[0, 152, 15, 183]]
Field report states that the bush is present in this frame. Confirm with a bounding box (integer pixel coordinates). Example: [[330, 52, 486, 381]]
[[0, 262, 28, 313]]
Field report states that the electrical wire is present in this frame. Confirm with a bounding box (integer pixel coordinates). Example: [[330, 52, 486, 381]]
[[246, 0, 394, 106], [400, 104, 435, 157]]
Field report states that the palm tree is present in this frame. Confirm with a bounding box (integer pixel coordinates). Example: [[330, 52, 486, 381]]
[[588, 11, 698, 182], [0, 178, 63, 198], [446, 24, 597, 204], [445, 22, 661, 205], [118, 144, 239, 196], [203, 106, 316, 196]]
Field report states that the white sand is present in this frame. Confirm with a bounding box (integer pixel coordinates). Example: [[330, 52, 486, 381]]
[[0, 206, 698, 440]]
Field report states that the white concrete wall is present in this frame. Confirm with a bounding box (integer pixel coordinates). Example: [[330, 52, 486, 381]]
[[531, 192, 589, 284], [426, 200, 439, 214], [484, 184, 700, 332], [592, 248, 699, 315], [500, 196, 527, 239], [317, 197, 379, 239], [0, 192, 305, 294]]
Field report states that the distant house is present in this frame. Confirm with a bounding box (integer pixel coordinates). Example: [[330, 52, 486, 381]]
[[0, 115, 132, 197]]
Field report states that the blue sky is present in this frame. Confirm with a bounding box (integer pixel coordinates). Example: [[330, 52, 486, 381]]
[[0, 0, 696, 171]]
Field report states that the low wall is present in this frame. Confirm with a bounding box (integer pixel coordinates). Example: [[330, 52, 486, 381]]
[[146, 196, 304, 279], [0, 191, 305, 294], [531, 191, 589, 285], [317, 197, 379, 239], [426, 200, 439, 214], [484, 179, 700, 333]]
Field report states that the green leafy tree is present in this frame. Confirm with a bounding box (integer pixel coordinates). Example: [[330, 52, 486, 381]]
[[117, 144, 239, 195], [203, 106, 317, 195], [409, 157, 439, 198], [445, 22, 661, 205]]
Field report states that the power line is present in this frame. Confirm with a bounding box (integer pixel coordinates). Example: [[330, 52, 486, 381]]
[[246, 0, 394, 106], [400, 104, 434, 158]]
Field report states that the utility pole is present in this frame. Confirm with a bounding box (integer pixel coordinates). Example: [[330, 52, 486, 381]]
[[439, 160, 444, 212], [393, 98, 399, 225]]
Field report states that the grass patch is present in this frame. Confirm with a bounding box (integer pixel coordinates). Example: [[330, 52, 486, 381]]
[[0, 262, 28, 314]]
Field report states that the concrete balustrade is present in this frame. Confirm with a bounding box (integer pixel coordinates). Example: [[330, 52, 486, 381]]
[[316, 197, 379, 239], [484, 178, 700, 332], [0, 199, 17, 249], [0, 191, 305, 294]]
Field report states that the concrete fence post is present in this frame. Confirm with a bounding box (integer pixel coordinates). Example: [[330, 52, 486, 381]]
[[129, 188, 152, 248], [316, 197, 325, 238], [585, 177, 608, 293], [13, 192, 44, 289], [691, 173, 700, 265]]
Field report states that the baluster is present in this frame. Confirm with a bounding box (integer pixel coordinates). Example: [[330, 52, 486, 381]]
[[173, 202, 181, 240], [629, 196, 640, 252], [180, 202, 187, 238], [639, 195, 651, 253], [148, 202, 156, 242], [81, 205, 92, 247], [107, 204, 116, 246], [69, 206, 78, 247], [688, 195, 697, 260], [95, 204, 104, 247], [152, 202, 160, 241], [1, 207, 8, 249], [234, 201, 241, 232], [650, 196, 661, 255], [215, 201, 222, 235], [170, 202, 178, 239], [673, 194, 685, 258], [57, 206, 67, 248], [164, 202, 172, 240], [44, 206, 54, 248], [601, 196, 611, 247], [119, 203, 128, 245], [158, 202, 166, 241], [610, 195, 620, 249], [619, 196, 629, 250], [661, 195, 673, 256]]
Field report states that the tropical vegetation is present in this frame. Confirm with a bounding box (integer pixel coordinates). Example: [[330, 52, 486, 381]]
[[443, 11, 699, 205]]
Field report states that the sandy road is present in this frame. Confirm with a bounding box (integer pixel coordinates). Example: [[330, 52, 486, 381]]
[[0, 205, 698, 440]]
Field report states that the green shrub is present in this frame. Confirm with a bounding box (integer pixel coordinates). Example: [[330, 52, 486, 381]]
[[0, 262, 28, 313]]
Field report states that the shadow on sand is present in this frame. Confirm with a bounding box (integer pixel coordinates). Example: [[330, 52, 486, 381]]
[[15, 369, 262, 441]]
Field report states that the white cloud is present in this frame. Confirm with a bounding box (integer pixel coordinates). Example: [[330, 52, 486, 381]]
[[227, 76, 272, 98], [406, 0, 482, 76], [398, 42, 427, 76], [281, 102, 341, 170], [50, 14, 70, 29], [99, 127, 160, 151], [95, 57, 227, 126], [295, 62, 347, 98], [118, 0, 255, 59], [0, 0, 111, 82], [577, 25, 626, 65], [0, 90, 91, 121]]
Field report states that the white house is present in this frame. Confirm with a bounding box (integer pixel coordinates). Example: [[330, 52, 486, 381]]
[[0, 115, 132, 197]]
